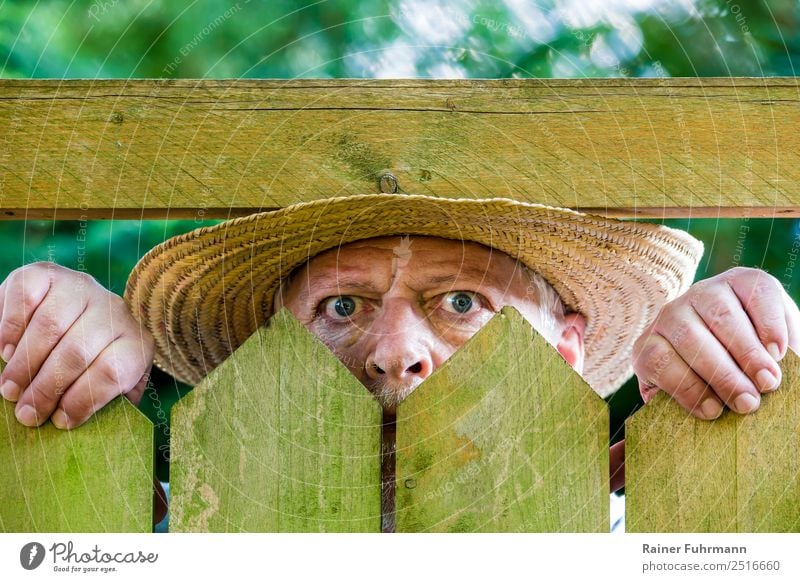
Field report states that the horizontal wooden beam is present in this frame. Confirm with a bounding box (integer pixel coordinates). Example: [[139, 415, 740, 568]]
[[1, 78, 799, 220]]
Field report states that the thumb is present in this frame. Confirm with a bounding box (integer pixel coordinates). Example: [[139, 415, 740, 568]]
[[638, 377, 660, 404], [124, 370, 151, 407]]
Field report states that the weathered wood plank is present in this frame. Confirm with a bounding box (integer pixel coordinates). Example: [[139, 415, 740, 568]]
[[395, 306, 609, 532], [169, 307, 382, 532], [2, 78, 800, 219], [0, 396, 153, 532], [626, 350, 800, 532]]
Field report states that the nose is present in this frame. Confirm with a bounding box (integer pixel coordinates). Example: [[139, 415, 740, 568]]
[[364, 301, 435, 385], [365, 353, 431, 382]]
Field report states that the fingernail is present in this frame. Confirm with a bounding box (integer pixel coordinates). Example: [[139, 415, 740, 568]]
[[700, 398, 723, 420], [1, 344, 14, 362], [0, 380, 20, 401], [767, 342, 781, 361], [51, 409, 70, 430], [756, 368, 779, 393], [733, 392, 760, 414], [16, 405, 38, 427]]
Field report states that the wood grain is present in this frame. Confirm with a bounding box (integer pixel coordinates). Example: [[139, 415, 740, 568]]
[[169, 307, 382, 532], [395, 305, 609, 532], [626, 350, 800, 532], [0, 396, 153, 532], [2, 78, 800, 219]]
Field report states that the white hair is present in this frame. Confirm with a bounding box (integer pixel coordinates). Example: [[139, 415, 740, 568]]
[[519, 264, 567, 343]]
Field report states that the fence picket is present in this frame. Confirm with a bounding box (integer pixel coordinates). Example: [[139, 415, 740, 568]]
[[0, 397, 153, 532], [169, 307, 382, 532], [395, 306, 609, 532], [626, 351, 800, 532]]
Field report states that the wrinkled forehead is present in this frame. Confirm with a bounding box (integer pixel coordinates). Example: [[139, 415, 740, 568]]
[[287, 236, 522, 288], [293, 235, 523, 280], [306, 236, 517, 267]]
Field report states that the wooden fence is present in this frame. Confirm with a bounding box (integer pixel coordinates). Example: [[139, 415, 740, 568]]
[[1, 78, 800, 532], [2, 305, 799, 532]]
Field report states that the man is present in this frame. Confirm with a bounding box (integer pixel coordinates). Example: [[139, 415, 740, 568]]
[[1, 194, 797, 512]]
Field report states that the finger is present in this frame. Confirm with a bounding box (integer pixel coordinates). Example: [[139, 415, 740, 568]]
[[637, 378, 660, 403], [124, 370, 151, 408], [781, 287, 800, 355], [688, 287, 781, 395], [121, 321, 155, 409], [0, 265, 52, 363], [654, 305, 763, 413], [51, 336, 153, 429], [725, 268, 789, 360], [1, 287, 89, 407], [632, 331, 724, 420], [12, 304, 119, 426]]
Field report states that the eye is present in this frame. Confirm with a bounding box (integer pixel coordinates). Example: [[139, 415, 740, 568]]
[[441, 291, 483, 315], [319, 295, 363, 319]]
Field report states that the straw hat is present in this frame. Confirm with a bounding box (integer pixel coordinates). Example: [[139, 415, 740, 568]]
[[124, 194, 703, 397]]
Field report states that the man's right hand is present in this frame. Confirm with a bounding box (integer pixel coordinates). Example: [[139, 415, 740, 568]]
[[0, 262, 155, 429]]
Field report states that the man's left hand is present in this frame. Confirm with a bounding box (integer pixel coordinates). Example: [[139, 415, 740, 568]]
[[631, 267, 800, 420]]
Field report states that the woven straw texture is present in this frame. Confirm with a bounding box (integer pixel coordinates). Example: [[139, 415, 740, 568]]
[[124, 194, 704, 397]]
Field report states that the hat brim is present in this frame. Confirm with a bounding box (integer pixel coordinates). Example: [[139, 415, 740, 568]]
[[124, 194, 703, 396]]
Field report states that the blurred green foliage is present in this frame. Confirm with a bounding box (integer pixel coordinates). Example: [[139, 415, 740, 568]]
[[2, 0, 798, 78], [1, 0, 799, 480]]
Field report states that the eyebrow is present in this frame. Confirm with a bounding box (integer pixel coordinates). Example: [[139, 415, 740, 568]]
[[301, 263, 507, 295], [305, 274, 384, 293], [421, 265, 503, 287]]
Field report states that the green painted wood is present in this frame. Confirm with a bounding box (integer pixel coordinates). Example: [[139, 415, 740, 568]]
[[0, 396, 153, 532], [395, 305, 609, 532], [626, 350, 800, 532], [169, 307, 383, 532]]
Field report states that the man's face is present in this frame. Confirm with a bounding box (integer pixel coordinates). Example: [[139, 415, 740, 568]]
[[277, 235, 584, 415]]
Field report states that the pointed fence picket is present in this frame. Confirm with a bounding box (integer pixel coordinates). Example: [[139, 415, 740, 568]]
[[394, 306, 609, 532], [0, 395, 153, 532], [168, 308, 383, 532], [626, 351, 800, 532]]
